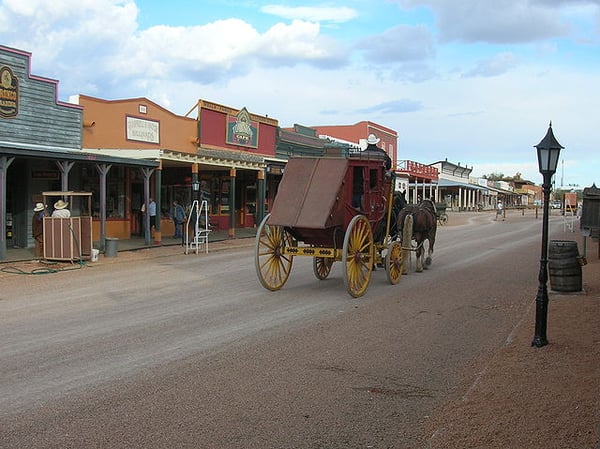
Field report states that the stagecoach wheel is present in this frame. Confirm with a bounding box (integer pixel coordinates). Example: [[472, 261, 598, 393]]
[[342, 215, 374, 298], [385, 240, 403, 285], [439, 213, 448, 225], [254, 214, 295, 291], [313, 256, 334, 280]]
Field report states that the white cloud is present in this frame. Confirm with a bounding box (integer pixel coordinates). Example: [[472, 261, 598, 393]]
[[261, 5, 358, 23], [258, 20, 347, 65], [393, 0, 572, 43], [357, 24, 435, 63], [463, 52, 521, 77]]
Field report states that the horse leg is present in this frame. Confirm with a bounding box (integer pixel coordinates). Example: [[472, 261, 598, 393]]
[[424, 233, 435, 268], [415, 241, 424, 272], [424, 240, 432, 268]]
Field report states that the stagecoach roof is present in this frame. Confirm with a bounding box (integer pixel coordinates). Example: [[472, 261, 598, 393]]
[[268, 157, 348, 229]]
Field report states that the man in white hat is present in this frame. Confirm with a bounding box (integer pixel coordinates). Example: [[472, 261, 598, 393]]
[[496, 200, 504, 221], [364, 133, 392, 170], [52, 199, 71, 218], [32, 202, 46, 257]]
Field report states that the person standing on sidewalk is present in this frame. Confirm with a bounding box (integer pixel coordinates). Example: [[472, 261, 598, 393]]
[[141, 198, 157, 238], [32, 202, 46, 258], [171, 200, 186, 239], [147, 198, 157, 238], [496, 200, 504, 221]]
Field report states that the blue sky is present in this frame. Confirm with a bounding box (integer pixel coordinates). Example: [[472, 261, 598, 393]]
[[1, 0, 599, 188]]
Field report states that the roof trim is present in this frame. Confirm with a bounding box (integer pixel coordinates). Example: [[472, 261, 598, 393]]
[[161, 149, 266, 170], [436, 178, 488, 190], [79, 148, 268, 170], [0, 146, 158, 168]]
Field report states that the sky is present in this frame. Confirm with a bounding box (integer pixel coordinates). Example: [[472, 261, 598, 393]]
[[1, 0, 598, 188]]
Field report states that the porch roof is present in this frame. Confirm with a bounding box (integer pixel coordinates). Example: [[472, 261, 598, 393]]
[[436, 178, 488, 191], [0, 145, 159, 168]]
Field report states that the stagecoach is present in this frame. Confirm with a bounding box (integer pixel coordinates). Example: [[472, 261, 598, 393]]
[[435, 202, 449, 225], [254, 151, 411, 298]]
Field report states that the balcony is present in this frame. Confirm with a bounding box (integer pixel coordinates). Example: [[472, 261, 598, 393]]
[[396, 160, 439, 181]]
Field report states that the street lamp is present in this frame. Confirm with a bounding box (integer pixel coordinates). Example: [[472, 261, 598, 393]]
[[191, 179, 200, 194], [532, 122, 564, 348]]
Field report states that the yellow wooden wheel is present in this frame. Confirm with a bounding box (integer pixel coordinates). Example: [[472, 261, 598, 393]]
[[254, 214, 295, 291], [385, 240, 403, 285], [342, 215, 374, 298], [313, 256, 334, 280]]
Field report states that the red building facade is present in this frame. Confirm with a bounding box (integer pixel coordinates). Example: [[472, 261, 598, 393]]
[[310, 121, 398, 169]]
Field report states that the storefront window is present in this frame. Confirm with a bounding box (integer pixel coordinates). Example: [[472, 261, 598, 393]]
[[107, 167, 126, 218], [81, 165, 126, 218], [199, 179, 212, 214], [246, 184, 256, 214], [220, 180, 230, 214]]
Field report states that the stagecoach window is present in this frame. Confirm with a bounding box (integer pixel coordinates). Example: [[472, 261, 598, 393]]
[[353, 167, 363, 191], [369, 169, 378, 189], [352, 167, 364, 209]]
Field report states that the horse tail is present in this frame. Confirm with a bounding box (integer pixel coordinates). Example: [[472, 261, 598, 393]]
[[401, 213, 413, 274], [402, 213, 413, 246]]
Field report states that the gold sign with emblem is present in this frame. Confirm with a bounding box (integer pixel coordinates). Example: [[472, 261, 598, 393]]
[[0, 66, 18, 118]]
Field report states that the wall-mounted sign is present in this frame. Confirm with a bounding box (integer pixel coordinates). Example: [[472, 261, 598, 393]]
[[126, 116, 159, 144], [0, 66, 18, 118], [226, 107, 258, 148], [32, 170, 60, 180], [267, 164, 284, 175]]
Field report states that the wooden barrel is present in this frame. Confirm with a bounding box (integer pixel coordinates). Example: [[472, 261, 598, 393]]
[[548, 240, 582, 292]]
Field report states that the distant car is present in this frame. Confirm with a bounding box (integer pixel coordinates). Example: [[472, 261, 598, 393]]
[[551, 201, 562, 209]]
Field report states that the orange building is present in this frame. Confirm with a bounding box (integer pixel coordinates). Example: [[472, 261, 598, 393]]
[[77, 96, 277, 240]]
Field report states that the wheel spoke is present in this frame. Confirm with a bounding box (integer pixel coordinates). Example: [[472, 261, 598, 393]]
[[314, 256, 333, 280], [255, 214, 294, 291], [386, 241, 403, 285], [343, 215, 373, 298]]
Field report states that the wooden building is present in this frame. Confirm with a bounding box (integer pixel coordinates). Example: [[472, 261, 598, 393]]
[[0, 45, 157, 261]]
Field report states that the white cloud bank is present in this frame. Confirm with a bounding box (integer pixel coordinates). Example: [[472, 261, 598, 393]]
[[0, 0, 598, 187]]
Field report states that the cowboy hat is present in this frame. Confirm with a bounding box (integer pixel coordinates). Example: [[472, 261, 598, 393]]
[[54, 200, 68, 210], [366, 134, 380, 145], [34, 202, 45, 212]]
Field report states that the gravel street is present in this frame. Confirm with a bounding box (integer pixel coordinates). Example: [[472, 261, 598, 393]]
[[0, 211, 593, 448]]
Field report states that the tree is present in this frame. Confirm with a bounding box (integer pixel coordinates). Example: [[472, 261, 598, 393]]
[[483, 172, 505, 181]]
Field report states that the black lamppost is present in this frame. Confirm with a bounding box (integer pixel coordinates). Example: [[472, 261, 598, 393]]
[[532, 122, 564, 348], [191, 178, 200, 227], [192, 179, 200, 199]]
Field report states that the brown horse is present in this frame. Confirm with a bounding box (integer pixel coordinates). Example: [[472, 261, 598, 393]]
[[396, 198, 437, 273]]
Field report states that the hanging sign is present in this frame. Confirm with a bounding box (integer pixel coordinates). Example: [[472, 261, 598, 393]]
[[0, 66, 18, 118]]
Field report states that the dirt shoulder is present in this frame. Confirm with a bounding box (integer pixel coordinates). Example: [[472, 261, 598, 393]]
[[425, 213, 600, 449]]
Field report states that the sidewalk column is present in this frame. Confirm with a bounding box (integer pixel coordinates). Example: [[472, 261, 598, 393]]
[[0, 156, 15, 261], [97, 163, 112, 251], [228, 168, 236, 239], [141, 166, 154, 246], [56, 160, 74, 193], [154, 161, 162, 245], [257, 168, 266, 225]]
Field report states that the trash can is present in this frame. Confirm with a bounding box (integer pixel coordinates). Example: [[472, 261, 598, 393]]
[[548, 240, 582, 292], [105, 237, 119, 257]]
